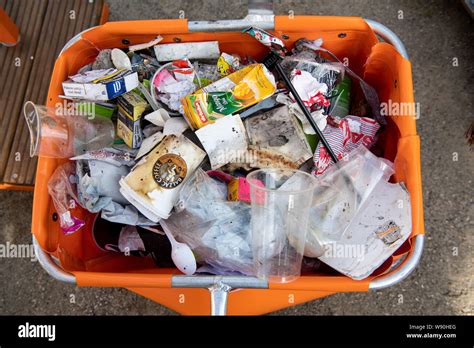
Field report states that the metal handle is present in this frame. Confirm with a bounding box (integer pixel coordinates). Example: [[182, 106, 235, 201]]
[[33, 235, 75, 284], [188, 0, 274, 32], [187, 0, 410, 61], [209, 281, 231, 315]]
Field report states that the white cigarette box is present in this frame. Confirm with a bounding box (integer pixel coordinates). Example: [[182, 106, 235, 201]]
[[62, 71, 139, 101]]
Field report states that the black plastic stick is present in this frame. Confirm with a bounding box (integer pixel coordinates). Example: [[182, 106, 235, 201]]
[[263, 52, 339, 164]]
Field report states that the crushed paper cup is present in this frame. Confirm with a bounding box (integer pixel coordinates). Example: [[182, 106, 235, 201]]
[[135, 118, 189, 160], [195, 115, 248, 170], [120, 135, 206, 222]]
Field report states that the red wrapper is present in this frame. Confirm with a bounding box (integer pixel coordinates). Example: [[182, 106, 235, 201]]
[[313, 115, 380, 175]]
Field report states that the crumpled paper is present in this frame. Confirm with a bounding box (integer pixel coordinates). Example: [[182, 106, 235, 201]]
[[290, 69, 329, 108], [75, 151, 154, 226], [195, 115, 248, 169], [153, 62, 197, 114]]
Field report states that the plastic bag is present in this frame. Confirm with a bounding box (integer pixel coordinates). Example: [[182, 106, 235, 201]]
[[47, 162, 85, 234], [75, 150, 155, 226], [76, 159, 129, 212], [160, 169, 254, 275], [281, 55, 344, 96], [317, 180, 412, 280], [296, 41, 384, 124], [304, 146, 394, 257]]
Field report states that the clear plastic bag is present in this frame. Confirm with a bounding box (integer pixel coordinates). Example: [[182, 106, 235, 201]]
[[47, 162, 85, 235], [74, 149, 155, 226], [160, 169, 254, 275], [281, 56, 344, 94], [304, 146, 395, 257]]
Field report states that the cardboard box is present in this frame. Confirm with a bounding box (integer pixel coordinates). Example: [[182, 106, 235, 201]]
[[62, 70, 139, 101], [116, 91, 148, 148]]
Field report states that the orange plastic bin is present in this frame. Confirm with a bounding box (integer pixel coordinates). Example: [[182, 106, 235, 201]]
[[31, 9, 425, 315]]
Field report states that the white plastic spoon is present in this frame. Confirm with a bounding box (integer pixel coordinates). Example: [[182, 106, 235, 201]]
[[111, 48, 132, 70], [144, 225, 197, 275]]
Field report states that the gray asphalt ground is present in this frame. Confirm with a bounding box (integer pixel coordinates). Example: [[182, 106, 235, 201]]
[[0, 0, 472, 315]]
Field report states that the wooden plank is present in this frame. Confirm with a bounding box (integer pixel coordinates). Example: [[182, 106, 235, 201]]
[[2, 0, 105, 185], [3, 0, 72, 184], [0, 0, 47, 179], [21, 0, 102, 185], [20, 0, 83, 184], [0, 183, 34, 191]]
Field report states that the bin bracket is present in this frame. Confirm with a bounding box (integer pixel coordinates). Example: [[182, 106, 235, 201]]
[[209, 279, 232, 316], [172, 275, 268, 315], [188, 0, 274, 32]]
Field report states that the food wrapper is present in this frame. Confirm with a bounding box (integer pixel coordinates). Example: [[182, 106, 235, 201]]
[[70, 148, 135, 167], [281, 57, 343, 96], [119, 135, 206, 222], [181, 64, 276, 129], [222, 146, 299, 172], [152, 60, 197, 114], [160, 169, 255, 275], [207, 170, 264, 204], [48, 162, 85, 234], [292, 41, 384, 124], [242, 27, 287, 56], [217, 52, 241, 77], [313, 115, 380, 175], [290, 69, 330, 108], [193, 61, 221, 87]]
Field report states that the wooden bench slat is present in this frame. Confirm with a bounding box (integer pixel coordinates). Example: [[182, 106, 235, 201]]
[[0, 0, 48, 181], [4, 0, 74, 184], [1, 0, 105, 186]]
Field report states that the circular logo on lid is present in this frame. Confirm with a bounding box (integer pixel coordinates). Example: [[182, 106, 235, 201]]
[[152, 154, 187, 189]]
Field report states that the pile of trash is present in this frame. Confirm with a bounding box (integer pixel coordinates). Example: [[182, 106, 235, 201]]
[[41, 27, 412, 282]]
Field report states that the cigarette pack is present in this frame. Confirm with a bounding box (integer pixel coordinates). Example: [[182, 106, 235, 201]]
[[116, 91, 148, 148], [62, 70, 139, 101]]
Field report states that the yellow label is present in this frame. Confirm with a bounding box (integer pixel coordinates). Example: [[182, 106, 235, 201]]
[[227, 178, 240, 201], [181, 64, 276, 129]]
